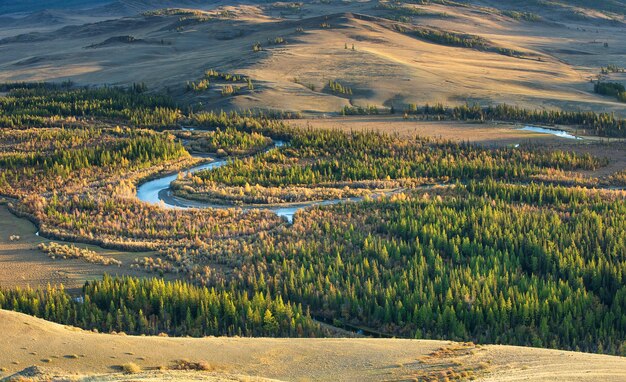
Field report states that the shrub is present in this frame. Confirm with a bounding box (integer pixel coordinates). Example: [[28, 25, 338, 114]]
[[170, 359, 213, 371], [121, 362, 142, 374]]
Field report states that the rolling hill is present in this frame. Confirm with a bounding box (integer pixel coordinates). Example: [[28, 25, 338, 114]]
[[0, 1, 624, 115], [1, 309, 625, 381]]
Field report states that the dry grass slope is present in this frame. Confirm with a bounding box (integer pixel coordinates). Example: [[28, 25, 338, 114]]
[[0, 310, 625, 382], [0, 2, 624, 115]]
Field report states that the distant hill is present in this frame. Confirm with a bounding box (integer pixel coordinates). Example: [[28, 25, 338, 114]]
[[480, 0, 626, 15], [547, 0, 626, 14], [0, 0, 219, 16], [5, 0, 626, 15], [4, 0, 626, 18], [0, 0, 623, 115], [0, 0, 112, 15]]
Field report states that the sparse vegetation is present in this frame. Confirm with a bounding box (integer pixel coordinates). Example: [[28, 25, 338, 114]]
[[270, 36, 286, 45], [393, 24, 527, 57], [187, 70, 254, 93], [502, 10, 541, 21], [601, 64, 625, 74], [376, 2, 449, 19], [143, 9, 207, 17], [170, 359, 213, 371], [204, 70, 248, 83], [271, 2, 304, 14], [121, 362, 142, 374], [38, 242, 122, 266], [327, 80, 353, 96], [252, 37, 287, 52], [186, 79, 210, 92], [294, 78, 316, 91]]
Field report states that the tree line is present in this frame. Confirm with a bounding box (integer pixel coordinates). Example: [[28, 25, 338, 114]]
[[0, 127, 187, 196], [594, 81, 626, 103], [402, 103, 626, 137], [0, 275, 322, 337], [392, 24, 526, 57], [0, 84, 181, 128]]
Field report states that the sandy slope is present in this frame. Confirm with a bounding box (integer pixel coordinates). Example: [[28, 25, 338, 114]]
[[0, 2, 624, 115], [0, 310, 625, 382]]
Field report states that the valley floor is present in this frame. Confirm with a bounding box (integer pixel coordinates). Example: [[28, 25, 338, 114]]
[[0, 203, 162, 291], [291, 116, 626, 178]]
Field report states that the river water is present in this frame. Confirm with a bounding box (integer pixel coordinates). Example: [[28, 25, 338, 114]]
[[136, 140, 361, 222], [520, 126, 582, 140]]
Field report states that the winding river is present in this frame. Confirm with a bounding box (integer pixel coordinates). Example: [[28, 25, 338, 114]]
[[136, 140, 362, 223], [139, 124, 585, 221], [519, 126, 583, 140]]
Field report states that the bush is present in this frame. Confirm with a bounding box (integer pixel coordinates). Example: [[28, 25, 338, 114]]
[[594, 82, 625, 97], [121, 362, 142, 374], [170, 360, 213, 371]]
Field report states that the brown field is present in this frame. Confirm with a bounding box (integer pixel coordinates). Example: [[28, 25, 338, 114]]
[[290, 116, 570, 145], [0, 203, 162, 291], [0, 2, 625, 115], [0, 309, 625, 382]]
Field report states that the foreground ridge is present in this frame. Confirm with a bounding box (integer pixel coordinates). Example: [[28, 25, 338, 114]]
[[1, 310, 625, 382]]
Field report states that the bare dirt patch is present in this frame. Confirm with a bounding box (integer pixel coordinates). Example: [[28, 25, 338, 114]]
[[0, 204, 162, 291]]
